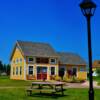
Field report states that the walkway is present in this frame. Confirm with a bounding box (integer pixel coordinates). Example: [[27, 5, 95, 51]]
[[65, 81, 100, 89]]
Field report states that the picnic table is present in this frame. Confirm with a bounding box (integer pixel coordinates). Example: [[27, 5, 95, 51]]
[[27, 81, 65, 96]]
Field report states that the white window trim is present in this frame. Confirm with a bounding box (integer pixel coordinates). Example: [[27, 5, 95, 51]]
[[50, 66, 55, 75], [16, 67, 18, 75], [16, 58, 19, 64], [28, 65, 34, 75], [28, 57, 34, 62], [20, 58, 22, 63], [19, 66, 22, 76], [80, 67, 85, 72], [50, 58, 56, 64]]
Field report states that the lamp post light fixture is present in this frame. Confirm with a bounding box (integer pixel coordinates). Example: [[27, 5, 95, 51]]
[[79, 0, 96, 100]]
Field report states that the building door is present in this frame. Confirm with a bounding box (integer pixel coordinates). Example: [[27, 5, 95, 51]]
[[37, 67, 47, 80], [59, 67, 65, 79], [67, 67, 77, 78], [72, 68, 77, 76]]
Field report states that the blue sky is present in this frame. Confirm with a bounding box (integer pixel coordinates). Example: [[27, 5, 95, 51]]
[[0, 0, 100, 64]]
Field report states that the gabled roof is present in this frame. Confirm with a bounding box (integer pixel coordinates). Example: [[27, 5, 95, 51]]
[[57, 52, 86, 65], [14, 40, 58, 58], [10, 40, 86, 66], [93, 60, 100, 68]]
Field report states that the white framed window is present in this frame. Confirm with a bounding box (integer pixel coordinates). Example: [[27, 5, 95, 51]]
[[51, 67, 55, 75], [50, 58, 56, 64], [28, 57, 34, 62], [28, 66, 33, 75], [80, 67, 85, 72], [16, 58, 19, 64], [20, 66, 22, 75], [16, 67, 18, 75], [20, 58, 22, 63]]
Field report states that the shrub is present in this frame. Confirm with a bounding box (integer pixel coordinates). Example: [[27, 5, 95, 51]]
[[76, 78, 85, 83], [96, 68, 100, 77], [54, 75, 61, 81], [63, 76, 72, 82], [50, 75, 55, 80], [63, 76, 85, 83]]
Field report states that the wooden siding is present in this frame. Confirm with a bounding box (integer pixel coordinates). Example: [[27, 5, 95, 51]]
[[10, 47, 25, 80]]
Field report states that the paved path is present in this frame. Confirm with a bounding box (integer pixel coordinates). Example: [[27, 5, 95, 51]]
[[65, 81, 100, 89]]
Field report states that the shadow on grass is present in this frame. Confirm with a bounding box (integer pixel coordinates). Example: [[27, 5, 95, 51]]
[[30, 93, 69, 99]]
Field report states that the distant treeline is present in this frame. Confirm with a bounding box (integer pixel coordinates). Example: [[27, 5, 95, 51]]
[[0, 60, 10, 75]]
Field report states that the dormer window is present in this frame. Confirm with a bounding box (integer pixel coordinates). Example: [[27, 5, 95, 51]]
[[50, 58, 56, 64], [28, 57, 34, 62]]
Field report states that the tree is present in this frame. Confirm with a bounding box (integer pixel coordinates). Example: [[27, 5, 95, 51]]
[[96, 68, 100, 77], [6, 64, 11, 75], [3, 64, 7, 72], [0, 60, 3, 74]]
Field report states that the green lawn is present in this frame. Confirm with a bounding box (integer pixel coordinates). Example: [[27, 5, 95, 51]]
[[0, 88, 100, 100], [0, 76, 32, 87], [0, 76, 100, 100], [93, 76, 100, 85]]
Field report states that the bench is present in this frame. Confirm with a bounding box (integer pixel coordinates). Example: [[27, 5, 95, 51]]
[[26, 82, 66, 96]]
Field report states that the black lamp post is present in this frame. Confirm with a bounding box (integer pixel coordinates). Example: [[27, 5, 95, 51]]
[[79, 0, 96, 100]]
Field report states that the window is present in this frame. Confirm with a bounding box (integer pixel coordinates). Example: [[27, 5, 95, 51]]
[[37, 67, 41, 74], [36, 58, 49, 64], [51, 67, 55, 75], [50, 58, 56, 64], [67, 68, 77, 76], [80, 67, 85, 72], [20, 58, 22, 63], [28, 57, 34, 62], [37, 67, 47, 73], [28, 66, 33, 75], [16, 67, 18, 75], [16, 58, 19, 64], [20, 66, 22, 75]]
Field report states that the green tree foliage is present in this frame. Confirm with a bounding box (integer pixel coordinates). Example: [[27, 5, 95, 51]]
[[96, 68, 100, 77], [0, 60, 3, 74], [0, 60, 11, 76], [6, 64, 11, 75]]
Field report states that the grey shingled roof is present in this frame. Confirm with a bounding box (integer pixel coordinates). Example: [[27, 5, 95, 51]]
[[57, 52, 86, 65], [17, 40, 58, 57]]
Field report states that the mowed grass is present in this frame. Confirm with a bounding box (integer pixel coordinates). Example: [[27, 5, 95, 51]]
[[0, 76, 32, 87], [93, 76, 100, 85], [0, 76, 100, 100], [0, 88, 100, 100]]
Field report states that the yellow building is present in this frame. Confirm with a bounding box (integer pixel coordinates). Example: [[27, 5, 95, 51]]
[[10, 40, 87, 80]]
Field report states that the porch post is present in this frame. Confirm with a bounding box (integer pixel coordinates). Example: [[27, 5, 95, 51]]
[[34, 64, 37, 80], [47, 66, 50, 80], [24, 58, 26, 80], [56, 65, 59, 76]]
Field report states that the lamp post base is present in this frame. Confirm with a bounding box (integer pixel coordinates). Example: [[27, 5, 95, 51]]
[[89, 89, 94, 100]]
